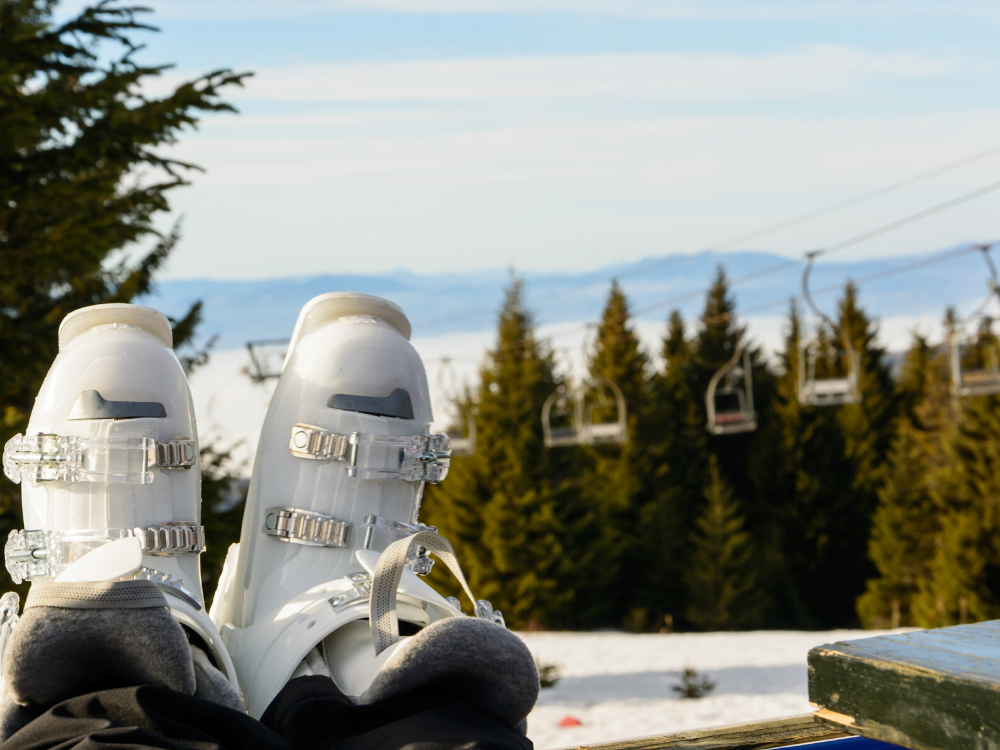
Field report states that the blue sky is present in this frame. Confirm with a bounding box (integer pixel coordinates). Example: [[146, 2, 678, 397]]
[[78, 1, 1000, 279]]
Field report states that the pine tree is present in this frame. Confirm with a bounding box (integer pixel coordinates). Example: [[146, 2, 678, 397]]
[[822, 283, 897, 623], [579, 281, 652, 625], [760, 300, 854, 627], [685, 455, 759, 630], [913, 388, 1000, 626], [422, 275, 593, 628], [837, 283, 898, 509], [637, 310, 709, 628], [0, 1, 249, 586], [856, 416, 937, 628]]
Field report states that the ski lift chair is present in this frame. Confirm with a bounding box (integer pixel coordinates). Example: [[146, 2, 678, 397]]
[[948, 244, 1000, 398], [542, 385, 584, 448], [797, 253, 862, 407], [437, 358, 478, 456], [705, 337, 757, 435], [246, 338, 291, 382], [580, 377, 628, 445], [542, 378, 627, 448], [448, 412, 477, 456], [949, 334, 1000, 397]]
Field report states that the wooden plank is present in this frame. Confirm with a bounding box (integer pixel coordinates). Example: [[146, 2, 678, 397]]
[[809, 621, 1000, 750], [568, 714, 849, 750]]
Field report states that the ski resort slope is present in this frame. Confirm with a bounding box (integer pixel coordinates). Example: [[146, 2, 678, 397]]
[[520, 629, 898, 750]]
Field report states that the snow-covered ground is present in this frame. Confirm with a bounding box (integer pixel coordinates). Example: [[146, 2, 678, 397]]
[[519, 630, 896, 750]]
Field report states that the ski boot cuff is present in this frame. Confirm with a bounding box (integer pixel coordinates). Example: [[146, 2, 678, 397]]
[[3, 580, 197, 711], [360, 616, 539, 730]]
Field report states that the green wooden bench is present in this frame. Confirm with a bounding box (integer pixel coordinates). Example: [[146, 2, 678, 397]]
[[809, 620, 1000, 749]]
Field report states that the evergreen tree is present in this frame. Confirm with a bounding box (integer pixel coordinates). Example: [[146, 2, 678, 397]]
[[837, 283, 897, 511], [825, 283, 897, 622], [637, 310, 709, 628], [760, 300, 854, 627], [685, 455, 760, 630], [913, 388, 1000, 626], [580, 281, 653, 625], [856, 416, 937, 628], [422, 276, 594, 628], [0, 1, 248, 587]]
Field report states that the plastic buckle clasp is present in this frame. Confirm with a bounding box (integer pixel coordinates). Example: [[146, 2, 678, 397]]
[[347, 432, 451, 483]]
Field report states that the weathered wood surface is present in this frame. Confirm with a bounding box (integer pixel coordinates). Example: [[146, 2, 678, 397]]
[[809, 619, 1000, 750], [567, 714, 849, 750]]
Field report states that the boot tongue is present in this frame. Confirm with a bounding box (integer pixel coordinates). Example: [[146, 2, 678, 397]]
[[54, 537, 143, 583]]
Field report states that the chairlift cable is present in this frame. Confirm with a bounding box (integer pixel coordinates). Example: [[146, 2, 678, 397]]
[[457, 241, 997, 363], [417, 143, 1000, 329], [423, 180, 1000, 365]]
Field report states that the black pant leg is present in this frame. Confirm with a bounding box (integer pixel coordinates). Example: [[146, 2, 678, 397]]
[[2, 685, 291, 750], [261, 676, 533, 750]]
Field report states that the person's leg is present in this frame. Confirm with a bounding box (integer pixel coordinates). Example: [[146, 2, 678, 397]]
[[0, 580, 287, 750], [3, 686, 288, 750], [262, 676, 532, 750]]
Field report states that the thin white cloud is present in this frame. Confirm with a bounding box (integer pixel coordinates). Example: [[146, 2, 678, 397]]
[[149, 0, 1000, 22], [219, 47, 955, 104]]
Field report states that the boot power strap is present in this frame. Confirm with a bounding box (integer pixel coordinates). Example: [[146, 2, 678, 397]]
[[288, 424, 451, 483], [3, 433, 195, 486], [5, 524, 206, 584], [370, 530, 506, 657]]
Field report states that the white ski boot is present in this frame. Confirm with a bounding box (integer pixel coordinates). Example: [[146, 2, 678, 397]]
[[210, 293, 519, 719], [1, 303, 238, 693]]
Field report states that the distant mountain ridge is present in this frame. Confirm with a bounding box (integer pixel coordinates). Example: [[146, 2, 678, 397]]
[[142, 246, 990, 350]]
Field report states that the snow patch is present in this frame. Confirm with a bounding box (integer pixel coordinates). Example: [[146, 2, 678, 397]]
[[519, 629, 899, 750]]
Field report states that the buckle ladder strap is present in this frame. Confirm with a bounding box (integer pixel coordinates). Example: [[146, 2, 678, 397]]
[[133, 524, 206, 556], [370, 530, 478, 656], [262, 507, 349, 548]]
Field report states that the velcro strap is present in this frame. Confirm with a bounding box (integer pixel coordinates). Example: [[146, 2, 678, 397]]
[[25, 580, 168, 610]]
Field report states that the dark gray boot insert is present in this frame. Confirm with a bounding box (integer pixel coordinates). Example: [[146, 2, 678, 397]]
[[360, 616, 539, 730], [4, 580, 196, 708]]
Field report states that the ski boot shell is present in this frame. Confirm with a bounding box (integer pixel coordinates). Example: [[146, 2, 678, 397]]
[[1, 304, 237, 692], [210, 293, 464, 717]]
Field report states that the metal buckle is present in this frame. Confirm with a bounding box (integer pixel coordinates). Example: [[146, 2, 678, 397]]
[[329, 572, 372, 612], [288, 425, 351, 461], [132, 524, 206, 556], [125, 566, 202, 610], [4, 524, 206, 584], [362, 515, 437, 576], [475, 599, 506, 627], [3, 433, 195, 485], [286, 424, 451, 484], [262, 507, 349, 548]]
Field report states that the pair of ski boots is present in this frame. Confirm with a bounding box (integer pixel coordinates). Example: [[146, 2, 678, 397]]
[[1, 294, 535, 725]]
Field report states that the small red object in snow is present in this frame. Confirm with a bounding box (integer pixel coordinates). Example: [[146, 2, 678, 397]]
[[559, 716, 582, 727]]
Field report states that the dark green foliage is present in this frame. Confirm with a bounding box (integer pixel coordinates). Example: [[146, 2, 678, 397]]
[[0, 0, 248, 587], [199, 446, 248, 609], [634, 310, 709, 627], [685, 455, 760, 630], [672, 667, 716, 699], [856, 416, 936, 628], [422, 275, 598, 629], [535, 658, 562, 688], [578, 281, 654, 624], [913, 389, 1000, 627]]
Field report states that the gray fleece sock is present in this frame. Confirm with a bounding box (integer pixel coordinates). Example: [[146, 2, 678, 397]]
[[360, 616, 539, 731], [0, 579, 243, 741]]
